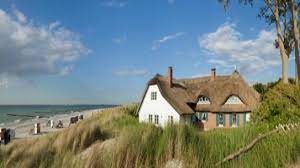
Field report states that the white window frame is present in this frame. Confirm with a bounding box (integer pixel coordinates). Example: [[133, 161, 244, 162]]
[[246, 113, 250, 122], [201, 112, 208, 122], [225, 96, 243, 104], [197, 96, 210, 104], [217, 113, 225, 127], [195, 112, 208, 122], [232, 113, 238, 127]]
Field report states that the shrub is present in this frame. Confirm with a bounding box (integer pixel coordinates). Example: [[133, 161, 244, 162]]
[[252, 82, 300, 126]]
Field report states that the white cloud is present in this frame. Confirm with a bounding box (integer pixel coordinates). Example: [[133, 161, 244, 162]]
[[49, 21, 61, 30], [112, 34, 127, 44], [0, 8, 89, 77], [152, 32, 186, 50], [59, 65, 73, 76], [0, 78, 8, 89], [199, 22, 280, 74], [113, 69, 149, 76], [12, 7, 26, 23], [100, 0, 128, 8]]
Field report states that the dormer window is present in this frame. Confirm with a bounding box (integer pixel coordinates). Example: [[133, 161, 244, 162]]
[[197, 96, 210, 104], [225, 96, 243, 104]]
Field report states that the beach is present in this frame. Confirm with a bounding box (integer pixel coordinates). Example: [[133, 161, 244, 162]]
[[1, 108, 104, 139]]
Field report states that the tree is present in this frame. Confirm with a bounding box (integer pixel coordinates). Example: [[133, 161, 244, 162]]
[[252, 82, 300, 125], [288, 0, 300, 84], [253, 83, 268, 95], [219, 0, 293, 84]]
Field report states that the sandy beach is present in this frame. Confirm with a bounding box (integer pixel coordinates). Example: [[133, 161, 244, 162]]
[[1, 108, 104, 139]]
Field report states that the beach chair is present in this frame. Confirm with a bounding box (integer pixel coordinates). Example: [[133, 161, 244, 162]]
[[79, 114, 83, 120], [5, 129, 11, 144], [50, 120, 55, 128], [69, 116, 79, 127], [0, 128, 6, 144], [56, 120, 63, 128], [34, 123, 41, 135], [46, 120, 51, 127]]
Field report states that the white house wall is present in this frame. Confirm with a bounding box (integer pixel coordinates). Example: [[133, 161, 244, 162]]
[[138, 85, 180, 127]]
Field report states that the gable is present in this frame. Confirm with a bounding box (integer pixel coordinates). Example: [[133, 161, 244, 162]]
[[138, 84, 180, 115], [138, 84, 181, 126]]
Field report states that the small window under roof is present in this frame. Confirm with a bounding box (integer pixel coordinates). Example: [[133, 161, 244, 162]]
[[197, 96, 210, 104], [225, 95, 243, 104]]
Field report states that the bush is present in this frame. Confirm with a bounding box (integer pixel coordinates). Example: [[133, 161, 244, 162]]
[[252, 82, 300, 126]]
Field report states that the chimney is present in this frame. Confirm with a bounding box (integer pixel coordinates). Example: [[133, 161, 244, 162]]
[[211, 68, 216, 81], [166, 66, 173, 87]]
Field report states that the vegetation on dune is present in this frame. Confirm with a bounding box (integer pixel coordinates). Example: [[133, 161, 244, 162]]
[[253, 78, 295, 97], [0, 87, 300, 167], [252, 82, 300, 126]]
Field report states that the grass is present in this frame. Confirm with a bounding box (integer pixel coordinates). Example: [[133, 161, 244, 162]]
[[0, 104, 299, 168]]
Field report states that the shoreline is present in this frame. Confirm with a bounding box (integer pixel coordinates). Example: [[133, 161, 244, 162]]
[[1, 108, 105, 139]]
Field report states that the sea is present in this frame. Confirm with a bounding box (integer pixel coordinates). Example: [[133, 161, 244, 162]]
[[0, 105, 117, 125]]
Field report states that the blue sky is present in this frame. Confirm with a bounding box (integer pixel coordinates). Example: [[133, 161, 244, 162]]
[[0, 0, 295, 104]]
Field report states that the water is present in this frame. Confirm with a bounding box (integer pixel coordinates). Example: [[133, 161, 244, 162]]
[[0, 105, 116, 125]]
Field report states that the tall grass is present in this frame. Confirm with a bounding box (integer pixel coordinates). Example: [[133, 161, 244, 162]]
[[0, 104, 299, 167]]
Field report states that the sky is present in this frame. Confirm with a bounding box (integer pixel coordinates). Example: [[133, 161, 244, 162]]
[[0, 0, 296, 105]]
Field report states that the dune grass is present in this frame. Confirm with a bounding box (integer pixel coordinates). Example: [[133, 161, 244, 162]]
[[0, 104, 299, 168]]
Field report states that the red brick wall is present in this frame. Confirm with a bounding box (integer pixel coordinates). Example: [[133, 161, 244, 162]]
[[202, 112, 247, 130]]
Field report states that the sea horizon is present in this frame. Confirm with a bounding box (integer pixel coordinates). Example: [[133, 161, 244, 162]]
[[0, 104, 118, 125]]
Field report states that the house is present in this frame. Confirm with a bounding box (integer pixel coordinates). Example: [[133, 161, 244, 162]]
[[137, 67, 260, 130]]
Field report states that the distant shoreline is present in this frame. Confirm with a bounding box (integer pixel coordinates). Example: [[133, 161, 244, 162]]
[[0, 104, 117, 125], [1, 107, 116, 139]]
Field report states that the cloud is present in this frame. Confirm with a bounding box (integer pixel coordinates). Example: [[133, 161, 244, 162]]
[[152, 32, 186, 50], [0, 8, 89, 77], [59, 65, 74, 76], [0, 74, 36, 89], [112, 34, 127, 44], [12, 7, 26, 23], [0, 78, 8, 89], [113, 69, 149, 77], [198, 22, 280, 74], [100, 0, 128, 8], [168, 0, 175, 4]]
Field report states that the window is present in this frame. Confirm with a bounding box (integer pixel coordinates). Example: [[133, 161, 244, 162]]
[[195, 112, 208, 122], [151, 92, 157, 100], [225, 96, 243, 104], [244, 113, 250, 126], [230, 113, 239, 127], [154, 115, 159, 124], [148, 115, 153, 123], [197, 96, 210, 104], [246, 113, 250, 122], [168, 116, 174, 124], [216, 113, 225, 127], [201, 112, 208, 121]]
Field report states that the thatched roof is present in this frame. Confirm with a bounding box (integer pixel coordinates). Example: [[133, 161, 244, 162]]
[[145, 74, 195, 115], [138, 70, 260, 115]]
